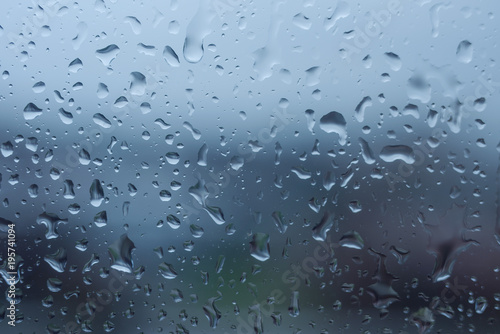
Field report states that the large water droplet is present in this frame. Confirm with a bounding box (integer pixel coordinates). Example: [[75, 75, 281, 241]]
[[95, 44, 120, 67], [124, 16, 141, 34], [424, 204, 478, 282], [166, 214, 180, 230], [90, 179, 105, 207], [358, 137, 376, 164], [189, 224, 204, 238], [410, 307, 435, 334], [312, 211, 334, 242], [58, 108, 73, 124], [47, 278, 63, 292], [319, 111, 347, 145], [163, 45, 180, 67], [272, 211, 288, 234], [44, 248, 67, 273], [203, 296, 222, 328], [354, 96, 372, 122], [324, 1, 350, 31], [291, 166, 312, 180], [249, 233, 270, 261], [339, 230, 364, 249], [130, 71, 146, 96], [292, 13, 312, 30], [366, 249, 400, 309], [204, 206, 225, 225], [456, 40, 473, 63], [384, 52, 402, 71], [94, 211, 107, 227], [379, 145, 415, 164], [93, 113, 112, 128], [1, 141, 14, 157], [37, 212, 68, 239], [68, 58, 83, 73], [158, 262, 178, 279], [288, 291, 300, 317], [108, 234, 136, 273], [215, 255, 225, 274], [182, 1, 214, 63], [197, 144, 208, 166], [23, 103, 43, 120]]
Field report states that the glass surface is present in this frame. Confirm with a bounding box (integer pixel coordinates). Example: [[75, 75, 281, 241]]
[[1, 0, 500, 333]]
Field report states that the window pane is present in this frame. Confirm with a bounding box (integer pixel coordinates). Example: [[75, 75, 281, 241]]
[[1, 0, 499, 333]]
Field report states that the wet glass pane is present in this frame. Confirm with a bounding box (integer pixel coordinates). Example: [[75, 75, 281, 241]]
[[1, 0, 500, 333]]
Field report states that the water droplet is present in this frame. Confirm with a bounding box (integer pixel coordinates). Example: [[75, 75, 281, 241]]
[[166, 214, 181, 229], [114, 96, 128, 108], [47, 278, 63, 292], [37, 212, 68, 239], [339, 230, 364, 249], [130, 71, 146, 96], [182, 1, 214, 63], [288, 291, 300, 317], [183, 122, 201, 140], [204, 206, 225, 225], [291, 166, 312, 180], [163, 45, 180, 67], [384, 52, 402, 71], [189, 224, 204, 238], [44, 247, 68, 273], [425, 204, 479, 282], [68, 58, 83, 73], [319, 111, 347, 145], [97, 82, 109, 98], [324, 1, 350, 31], [137, 42, 155, 56], [168, 20, 180, 34], [305, 66, 322, 86], [23, 103, 43, 120], [379, 145, 415, 164], [407, 74, 431, 103], [312, 211, 334, 242], [348, 201, 362, 213], [389, 246, 409, 264], [473, 97, 486, 111], [410, 307, 435, 334], [272, 211, 289, 234], [94, 211, 107, 227], [215, 255, 225, 273], [158, 262, 178, 279], [166, 152, 180, 165], [159, 190, 172, 202], [203, 296, 222, 328], [58, 108, 73, 124], [108, 234, 135, 273], [249, 233, 270, 261], [90, 179, 104, 207], [95, 44, 120, 67], [32, 81, 46, 93], [93, 113, 112, 128], [124, 16, 141, 34], [292, 13, 311, 30], [1, 141, 14, 157], [358, 137, 376, 164], [197, 144, 208, 166], [475, 296, 488, 314], [366, 249, 400, 309], [229, 156, 244, 171], [456, 40, 473, 63]]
